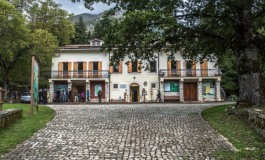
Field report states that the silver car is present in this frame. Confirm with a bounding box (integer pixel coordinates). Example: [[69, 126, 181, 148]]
[[20, 92, 31, 103]]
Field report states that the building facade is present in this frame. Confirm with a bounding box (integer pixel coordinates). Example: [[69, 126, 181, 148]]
[[48, 39, 222, 103]]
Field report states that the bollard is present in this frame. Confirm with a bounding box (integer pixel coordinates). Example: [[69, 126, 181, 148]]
[[0, 87, 5, 111]]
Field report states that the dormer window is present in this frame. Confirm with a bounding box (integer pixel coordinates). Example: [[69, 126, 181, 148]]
[[90, 39, 103, 46]]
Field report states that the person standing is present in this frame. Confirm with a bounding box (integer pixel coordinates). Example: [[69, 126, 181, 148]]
[[97, 90, 102, 103], [56, 89, 60, 103], [86, 90, 90, 102], [75, 89, 79, 103], [81, 91, 85, 102], [156, 90, 162, 102], [68, 88, 72, 102]]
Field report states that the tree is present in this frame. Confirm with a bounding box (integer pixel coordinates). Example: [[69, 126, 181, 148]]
[[93, 14, 112, 39], [71, 0, 265, 107], [27, 0, 74, 46], [72, 16, 88, 44], [0, 1, 58, 99]]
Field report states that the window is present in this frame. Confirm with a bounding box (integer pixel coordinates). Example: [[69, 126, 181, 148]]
[[150, 61, 157, 73], [63, 62, 68, 71], [151, 83, 156, 88], [186, 61, 192, 70], [93, 62, 98, 71], [113, 84, 118, 89], [113, 65, 119, 73], [78, 62, 83, 71], [132, 60, 138, 72], [171, 60, 177, 70]]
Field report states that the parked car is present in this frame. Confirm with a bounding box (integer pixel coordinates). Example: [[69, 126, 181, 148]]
[[20, 92, 31, 103]]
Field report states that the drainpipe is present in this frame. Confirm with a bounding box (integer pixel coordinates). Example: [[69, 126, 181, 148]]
[[158, 51, 160, 90], [109, 52, 111, 103]]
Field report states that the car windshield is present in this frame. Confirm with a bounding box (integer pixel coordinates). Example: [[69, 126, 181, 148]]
[[22, 92, 30, 96]]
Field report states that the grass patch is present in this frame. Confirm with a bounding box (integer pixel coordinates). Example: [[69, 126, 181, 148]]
[[0, 103, 54, 157], [202, 105, 265, 159]]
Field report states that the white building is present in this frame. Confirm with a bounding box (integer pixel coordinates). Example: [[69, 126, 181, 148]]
[[48, 39, 222, 103]]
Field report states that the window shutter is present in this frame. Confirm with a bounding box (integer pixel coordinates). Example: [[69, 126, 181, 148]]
[[137, 61, 141, 73], [119, 61, 123, 73], [200, 60, 208, 77], [128, 61, 132, 73], [88, 62, 93, 78], [192, 61, 196, 76], [83, 62, 87, 78], [167, 61, 171, 77], [58, 62, 63, 78], [98, 61, 102, 78], [68, 62, 72, 78], [109, 64, 113, 74], [177, 60, 181, 76], [73, 62, 78, 78]]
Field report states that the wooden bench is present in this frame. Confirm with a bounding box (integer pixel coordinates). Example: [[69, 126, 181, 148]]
[[111, 99, 124, 103], [164, 96, 180, 102]]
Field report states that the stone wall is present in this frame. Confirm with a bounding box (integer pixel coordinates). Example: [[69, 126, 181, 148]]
[[0, 109, 23, 128], [246, 109, 265, 138]]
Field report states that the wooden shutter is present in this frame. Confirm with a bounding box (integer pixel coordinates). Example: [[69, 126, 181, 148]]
[[167, 61, 171, 77], [137, 61, 141, 73], [177, 60, 181, 76], [58, 62, 63, 78], [200, 60, 208, 77], [192, 61, 196, 76], [73, 62, 78, 78], [119, 61, 123, 73], [89, 62, 93, 78], [83, 62, 87, 78], [68, 62, 72, 78], [98, 61, 102, 78], [109, 63, 113, 73], [128, 61, 132, 73]]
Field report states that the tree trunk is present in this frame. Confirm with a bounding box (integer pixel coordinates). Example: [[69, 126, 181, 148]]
[[235, 47, 262, 107], [3, 73, 9, 101]]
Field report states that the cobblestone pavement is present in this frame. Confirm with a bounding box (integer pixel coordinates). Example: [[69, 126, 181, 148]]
[[2, 103, 235, 160]]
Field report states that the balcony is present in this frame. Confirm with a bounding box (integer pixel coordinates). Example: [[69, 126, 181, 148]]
[[49, 70, 110, 79], [159, 69, 222, 77]]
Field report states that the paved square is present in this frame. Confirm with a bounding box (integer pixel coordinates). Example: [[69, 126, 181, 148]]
[[2, 103, 235, 160]]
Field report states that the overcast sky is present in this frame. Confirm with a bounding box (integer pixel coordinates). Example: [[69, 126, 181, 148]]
[[54, 0, 113, 15]]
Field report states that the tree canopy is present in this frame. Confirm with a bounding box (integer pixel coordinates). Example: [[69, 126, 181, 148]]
[[71, 0, 265, 106], [0, 0, 67, 99]]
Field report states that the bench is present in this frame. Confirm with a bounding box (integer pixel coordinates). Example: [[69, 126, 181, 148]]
[[164, 96, 180, 102], [111, 99, 124, 103]]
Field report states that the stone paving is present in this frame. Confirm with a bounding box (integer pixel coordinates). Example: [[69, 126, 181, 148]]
[[2, 103, 235, 160]]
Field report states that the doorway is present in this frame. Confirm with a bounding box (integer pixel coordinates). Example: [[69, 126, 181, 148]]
[[130, 83, 139, 102], [184, 82, 198, 101], [71, 83, 86, 102]]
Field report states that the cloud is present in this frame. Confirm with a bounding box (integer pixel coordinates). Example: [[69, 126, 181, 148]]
[[54, 0, 113, 15]]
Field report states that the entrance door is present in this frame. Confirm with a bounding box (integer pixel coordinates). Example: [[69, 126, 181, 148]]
[[71, 83, 86, 102], [130, 84, 139, 102], [184, 82, 197, 101]]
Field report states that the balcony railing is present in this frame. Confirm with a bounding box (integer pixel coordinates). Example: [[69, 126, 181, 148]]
[[159, 69, 222, 77], [50, 70, 110, 79]]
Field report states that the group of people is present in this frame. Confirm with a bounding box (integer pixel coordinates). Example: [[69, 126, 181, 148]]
[[55, 88, 102, 103]]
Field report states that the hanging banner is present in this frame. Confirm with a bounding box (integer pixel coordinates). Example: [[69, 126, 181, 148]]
[[30, 55, 40, 115]]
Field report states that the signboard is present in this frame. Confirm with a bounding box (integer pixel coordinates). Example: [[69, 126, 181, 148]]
[[30, 55, 40, 115], [95, 84, 102, 96], [164, 81, 179, 92], [202, 80, 215, 98]]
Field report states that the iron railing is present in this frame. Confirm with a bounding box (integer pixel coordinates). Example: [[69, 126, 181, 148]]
[[159, 69, 222, 77], [49, 70, 110, 79]]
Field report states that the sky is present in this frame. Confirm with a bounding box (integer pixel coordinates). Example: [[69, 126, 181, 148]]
[[54, 0, 114, 15]]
